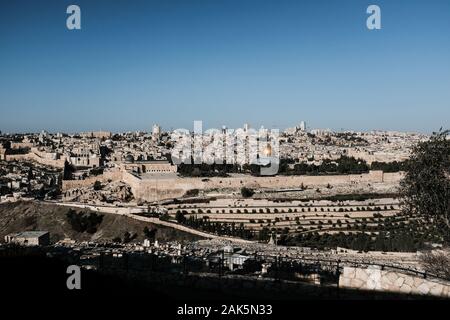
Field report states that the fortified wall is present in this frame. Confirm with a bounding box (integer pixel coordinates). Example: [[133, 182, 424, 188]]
[[62, 170, 123, 190], [130, 171, 403, 202], [5, 148, 66, 168], [339, 266, 450, 298], [62, 169, 403, 202], [4, 147, 101, 169]]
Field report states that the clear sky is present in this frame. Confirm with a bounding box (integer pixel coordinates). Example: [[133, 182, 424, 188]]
[[0, 0, 449, 133]]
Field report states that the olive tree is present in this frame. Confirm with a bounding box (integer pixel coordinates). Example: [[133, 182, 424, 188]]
[[400, 130, 450, 230], [420, 251, 450, 280]]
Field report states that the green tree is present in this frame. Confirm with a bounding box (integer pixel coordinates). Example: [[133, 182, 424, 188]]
[[143, 226, 157, 239], [93, 180, 102, 191], [123, 231, 131, 243], [241, 187, 255, 198], [175, 211, 186, 224], [400, 130, 450, 230]]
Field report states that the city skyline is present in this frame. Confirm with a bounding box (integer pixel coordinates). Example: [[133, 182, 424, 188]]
[[1, 0, 450, 305], [0, 121, 439, 135], [1, 0, 450, 133]]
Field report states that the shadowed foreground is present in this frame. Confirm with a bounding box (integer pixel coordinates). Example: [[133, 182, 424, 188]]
[[0, 252, 444, 301]]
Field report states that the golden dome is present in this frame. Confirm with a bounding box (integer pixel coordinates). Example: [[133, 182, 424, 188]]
[[263, 144, 272, 156]]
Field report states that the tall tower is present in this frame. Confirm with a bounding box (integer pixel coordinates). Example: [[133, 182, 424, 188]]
[[299, 121, 306, 131], [152, 124, 161, 142], [152, 124, 161, 136]]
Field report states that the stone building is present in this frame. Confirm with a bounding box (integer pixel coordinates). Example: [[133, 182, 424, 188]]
[[121, 160, 177, 174], [207, 245, 249, 271], [80, 131, 112, 139], [69, 146, 101, 168], [0, 145, 6, 160], [5, 231, 50, 246]]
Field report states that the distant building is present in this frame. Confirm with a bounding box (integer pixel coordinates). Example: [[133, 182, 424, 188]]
[[5, 231, 50, 246], [0, 145, 7, 160], [69, 146, 101, 168], [299, 121, 306, 131], [80, 131, 112, 139], [207, 245, 249, 271], [121, 160, 177, 174], [10, 140, 34, 149], [152, 124, 161, 136], [310, 128, 331, 136]]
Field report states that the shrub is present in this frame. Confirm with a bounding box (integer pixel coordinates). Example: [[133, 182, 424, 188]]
[[93, 180, 102, 191], [241, 187, 255, 198], [66, 210, 104, 234]]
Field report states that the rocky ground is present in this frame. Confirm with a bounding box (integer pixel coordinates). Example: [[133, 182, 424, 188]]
[[63, 181, 134, 203]]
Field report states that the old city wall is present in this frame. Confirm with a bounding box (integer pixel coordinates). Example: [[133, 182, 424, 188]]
[[5, 152, 66, 168], [62, 170, 123, 190], [129, 174, 191, 202], [339, 266, 450, 298], [133, 171, 403, 202], [61, 169, 403, 202]]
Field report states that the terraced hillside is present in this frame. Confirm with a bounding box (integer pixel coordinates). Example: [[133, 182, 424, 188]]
[[164, 196, 447, 251]]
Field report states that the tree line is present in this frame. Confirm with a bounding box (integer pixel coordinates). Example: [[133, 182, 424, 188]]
[[177, 156, 409, 177]]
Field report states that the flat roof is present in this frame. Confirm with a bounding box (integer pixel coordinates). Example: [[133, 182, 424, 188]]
[[9, 231, 49, 238]]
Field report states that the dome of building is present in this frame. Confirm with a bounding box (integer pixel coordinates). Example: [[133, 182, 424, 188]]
[[263, 143, 272, 156]]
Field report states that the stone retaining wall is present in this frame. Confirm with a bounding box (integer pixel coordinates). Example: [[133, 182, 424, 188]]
[[339, 266, 450, 298], [131, 171, 403, 202], [62, 170, 123, 190], [5, 152, 66, 168], [62, 169, 403, 202]]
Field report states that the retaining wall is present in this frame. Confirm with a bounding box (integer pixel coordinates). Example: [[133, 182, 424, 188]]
[[62, 170, 403, 202], [339, 266, 450, 298]]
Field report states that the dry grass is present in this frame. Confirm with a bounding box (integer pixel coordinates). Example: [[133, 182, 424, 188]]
[[0, 201, 202, 243]]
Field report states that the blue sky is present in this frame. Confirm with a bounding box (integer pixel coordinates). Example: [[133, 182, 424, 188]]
[[0, 0, 449, 133]]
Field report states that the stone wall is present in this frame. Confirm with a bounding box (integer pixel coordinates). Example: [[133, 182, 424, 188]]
[[62, 170, 123, 190], [62, 169, 403, 202], [96, 268, 441, 300], [339, 266, 450, 298], [131, 171, 403, 202], [5, 152, 66, 168]]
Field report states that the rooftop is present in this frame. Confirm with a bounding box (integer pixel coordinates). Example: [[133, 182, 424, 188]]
[[9, 231, 49, 238]]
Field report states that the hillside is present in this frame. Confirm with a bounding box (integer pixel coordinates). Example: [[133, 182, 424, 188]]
[[0, 201, 202, 243]]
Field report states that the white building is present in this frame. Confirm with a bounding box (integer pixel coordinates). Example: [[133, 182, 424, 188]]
[[5, 231, 50, 246], [152, 124, 161, 136], [299, 121, 306, 131]]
